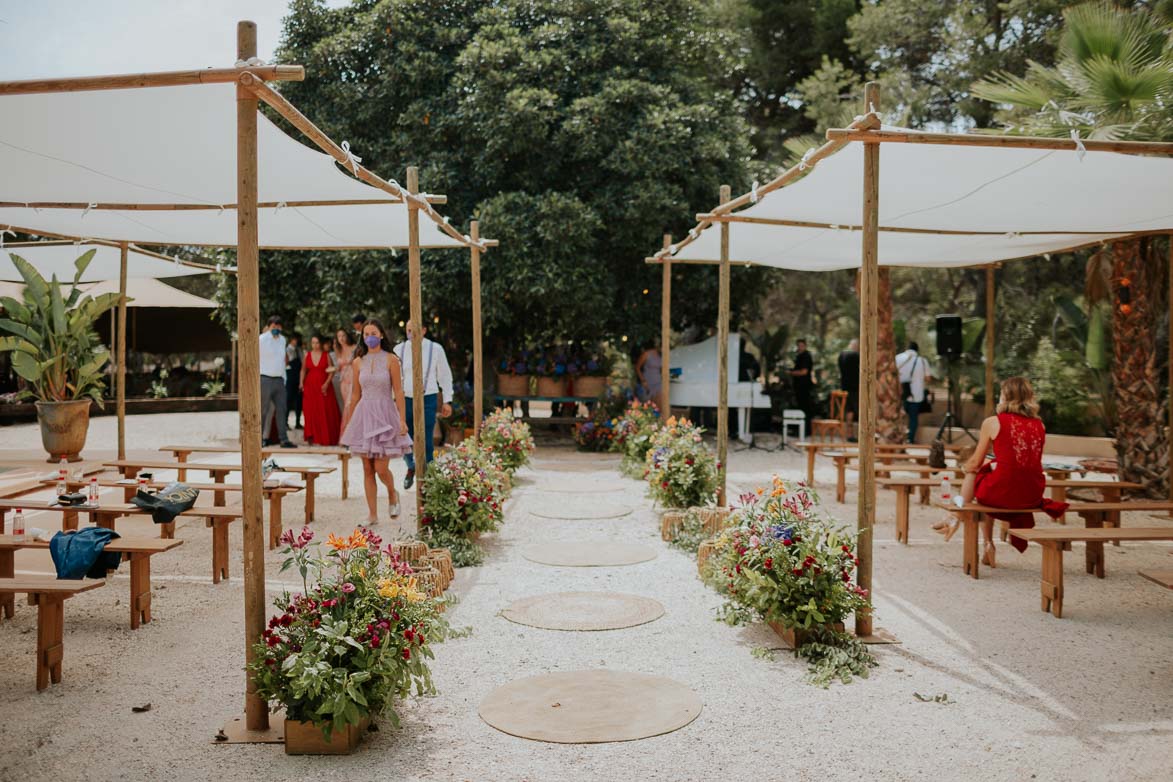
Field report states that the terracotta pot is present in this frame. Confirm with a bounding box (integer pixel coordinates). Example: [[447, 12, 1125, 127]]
[[284, 717, 369, 755], [767, 620, 846, 652], [497, 373, 530, 397], [464, 427, 476, 440], [35, 399, 91, 463], [573, 375, 607, 398], [536, 376, 567, 398]]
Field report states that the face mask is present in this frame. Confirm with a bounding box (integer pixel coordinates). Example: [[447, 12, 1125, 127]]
[[364, 335, 381, 349], [270, 327, 281, 336]]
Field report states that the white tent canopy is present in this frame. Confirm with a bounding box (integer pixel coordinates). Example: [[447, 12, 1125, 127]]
[[2, 243, 214, 281], [0, 82, 466, 249], [664, 126, 1173, 269], [80, 277, 216, 308]]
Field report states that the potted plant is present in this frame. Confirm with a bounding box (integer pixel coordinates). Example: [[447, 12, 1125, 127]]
[[569, 347, 611, 398], [442, 381, 475, 445], [250, 526, 443, 754], [533, 347, 569, 397], [419, 440, 510, 565], [496, 348, 531, 397], [477, 407, 535, 473], [612, 398, 661, 475], [643, 416, 718, 508], [0, 251, 119, 461]]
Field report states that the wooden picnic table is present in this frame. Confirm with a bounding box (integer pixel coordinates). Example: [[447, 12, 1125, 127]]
[[0, 534, 182, 628], [160, 443, 352, 500], [103, 459, 332, 523], [880, 478, 1143, 543], [0, 500, 241, 584], [0, 576, 104, 690]]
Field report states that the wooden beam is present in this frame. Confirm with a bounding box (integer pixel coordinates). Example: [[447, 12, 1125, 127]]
[[717, 185, 731, 508], [0, 64, 304, 96], [660, 234, 672, 417], [695, 212, 1129, 238], [825, 128, 1173, 156], [406, 167, 426, 523], [855, 82, 881, 639], [234, 19, 268, 733], [1, 238, 233, 274], [1168, 234, 1173, 505], [116, 242, 128, 461], [644, 256, 754, 267], [471, 221, 484, 436], [0, 197, 445, 209], [985, 265, 996, 418]]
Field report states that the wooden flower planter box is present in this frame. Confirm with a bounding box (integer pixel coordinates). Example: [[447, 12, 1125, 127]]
[[572, 375, 607, 398], [535, 376, 567, 397], [284, 717, 369, 755], [767, 621, 845, 652], [496, 373, 530, 396]]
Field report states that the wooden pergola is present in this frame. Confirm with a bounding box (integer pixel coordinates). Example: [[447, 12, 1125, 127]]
[[0, 21, 497, 736], [647, 83, 1173, 639]]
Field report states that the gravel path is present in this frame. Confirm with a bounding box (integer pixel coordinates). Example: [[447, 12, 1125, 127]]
[[0, 413, 1170, 781]]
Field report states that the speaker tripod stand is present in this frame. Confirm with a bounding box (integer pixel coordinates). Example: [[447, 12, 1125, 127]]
[[934, 358, 977, 444]]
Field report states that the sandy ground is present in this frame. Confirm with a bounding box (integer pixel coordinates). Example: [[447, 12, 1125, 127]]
[[0, 412, 1171, 781]]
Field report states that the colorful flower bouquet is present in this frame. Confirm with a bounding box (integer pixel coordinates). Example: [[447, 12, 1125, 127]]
[[249, 527, 442, 746], [612, 398, 661, 474], [574, 418, 615, 451], [420, 441, 507, 538], [478, 407, 535, 472], [643, 416, 718, 508]]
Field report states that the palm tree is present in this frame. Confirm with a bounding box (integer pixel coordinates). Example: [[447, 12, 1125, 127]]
[[876, 268, 906, 443], [972, 1, 1173, 494]]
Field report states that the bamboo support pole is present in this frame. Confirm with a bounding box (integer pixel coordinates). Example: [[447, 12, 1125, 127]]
[[824, 128, 1173, 156], [717, 186, 731, 507], [471, 221, 484, 435], [230, 335, 238, 395], [1, 239, 232, 274], [660, 233, 672, 416], [406, 167, 426, 523], [0, 64, 304, 96], [855, 82, 881, 639], [234, 20, 268, 733], [116, 242, 128, 460], [985, 265, 996, 419], [0, 197, 444, 210], [694, 213, 1128, 238], [1168, 235, 1172, 504]]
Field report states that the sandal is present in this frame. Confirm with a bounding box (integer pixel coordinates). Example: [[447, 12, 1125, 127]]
[[982, 541, 996, 568]]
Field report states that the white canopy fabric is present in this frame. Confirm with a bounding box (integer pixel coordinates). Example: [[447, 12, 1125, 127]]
[[2, 243, 212, 281], [81, 277, 215, 308], [0, 83, 465, 249], [667, 127, 1173, 269]]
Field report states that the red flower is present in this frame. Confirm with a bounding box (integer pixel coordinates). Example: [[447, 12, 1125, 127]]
[[402, 647, 411, 661], [764, 558, 773, 570], [370, 633, 381, 648], [404, 628, 415, 642], [782, 539, 793, 546], [842, 571, 851, 582], [792, 568, 802, 576]]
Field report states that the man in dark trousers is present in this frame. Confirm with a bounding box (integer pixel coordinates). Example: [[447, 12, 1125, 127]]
[[838, 338, 860, 441], [790, 339, 815, 425]]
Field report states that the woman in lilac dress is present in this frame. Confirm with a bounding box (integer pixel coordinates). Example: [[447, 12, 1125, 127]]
[[340, 319, 412, 524]]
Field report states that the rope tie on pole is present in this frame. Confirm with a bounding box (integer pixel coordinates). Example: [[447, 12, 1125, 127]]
[[1070, 129, 1087, 161], [0, 228, 14, 248], [799, 148, 815, 171], [750, 181, 760, 203], [81, 202, 97, 218], [340, 140, 363, 175]]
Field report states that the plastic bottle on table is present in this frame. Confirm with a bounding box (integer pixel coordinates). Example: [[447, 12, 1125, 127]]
[[939, 473, 952, 502], [88, 477, 100, 506], [12, 508, 26, 540], [57, 457, 69, 495]]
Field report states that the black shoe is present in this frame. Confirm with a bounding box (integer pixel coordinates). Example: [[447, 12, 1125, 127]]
[[403, 468, 415, 490], [280, 441, 297, 448], [263, 439, 277, 446]]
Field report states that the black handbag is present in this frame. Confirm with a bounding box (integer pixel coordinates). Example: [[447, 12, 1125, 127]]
[[919, 389, 934, 413]]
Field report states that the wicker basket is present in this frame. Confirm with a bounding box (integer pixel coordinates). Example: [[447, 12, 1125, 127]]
[[390, 540, 429, 564], [428, 548, 455, 581], [572, 375, 607, 398], [660, 511, 684, 541], [414, 566, 444, 598], [497, 373, 530, 396], [699, 507, 730, 535], [696, 539, 716, 577], [421, 554, 451, 590]]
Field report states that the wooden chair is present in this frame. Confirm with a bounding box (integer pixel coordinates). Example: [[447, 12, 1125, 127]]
[[811, 391, 848, 441]]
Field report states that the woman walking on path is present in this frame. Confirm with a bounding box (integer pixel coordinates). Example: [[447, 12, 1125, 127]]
[[634, 341, 662, 403], [341, 319, 411, 524], [937, 376, 1067, 567], [300, 335, 342, 445], [334, 328, 357, 432]]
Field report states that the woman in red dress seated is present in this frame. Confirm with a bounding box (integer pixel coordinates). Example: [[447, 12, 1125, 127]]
[[944, 376, 1067, 567], [300, 334, 342, 445]]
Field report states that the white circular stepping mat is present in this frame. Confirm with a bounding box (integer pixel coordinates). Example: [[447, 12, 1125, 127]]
[[522, 541, 656, 567], [479, 670, 702, 744], [528, 500, 633, 520], [501, 591, 664, 631], [536, 481, 629, 495]]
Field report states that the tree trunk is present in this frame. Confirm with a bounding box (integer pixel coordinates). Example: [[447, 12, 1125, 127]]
[[1112, 237, 1168, 497], [876, 268, 904, 443]]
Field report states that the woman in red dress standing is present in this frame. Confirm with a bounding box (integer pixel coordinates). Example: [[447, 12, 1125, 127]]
[[299, 334, 342, 445], [944, 376, 1067, 567]]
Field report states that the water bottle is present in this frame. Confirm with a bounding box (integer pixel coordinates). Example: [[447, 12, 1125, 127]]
[[12, 508, 26, 541], [56, 457, 69, 495], [940, 474, 952, 502], [138, 474, 149, 493], [88, 477, 100, 507]]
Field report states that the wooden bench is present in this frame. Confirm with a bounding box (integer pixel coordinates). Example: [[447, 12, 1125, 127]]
[[160, 443, 352, 500], [0, 576, 104, 689], [881, 478, 1142, 544], [1011, 528, 1173, 618], [1140, 570, 1173, 589], [48, 478, 300, 550], [0, 500, 241, 584], [104, 459, 332, 524], [794, 441, 963, 485], [0, 534, 182, 629], [943, 501, 1173, 581]]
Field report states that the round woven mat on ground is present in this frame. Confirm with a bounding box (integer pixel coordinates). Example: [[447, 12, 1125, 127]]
[[501, 591, 664, 631], [535, 481, 629, 495], [522, 541, 656, 567], [479, 670, 702, 744], [528, 500, 633, 520]]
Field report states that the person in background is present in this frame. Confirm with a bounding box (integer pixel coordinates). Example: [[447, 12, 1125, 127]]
[[838, 338, 860, 441], [634, 341, 662, 404], [896, 340, 932, 444], [352, 313, 366, 343], [340, 320, 411, 524], [394, 322, 454, 489], [285, 332, 303, 431], [334, 328, 357, 432], [260, 315, 295, 448], [789, 338, 814, 424], [299, 334, 341, 445]]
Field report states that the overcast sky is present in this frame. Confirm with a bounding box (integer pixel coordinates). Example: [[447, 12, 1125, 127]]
[[0, 1, 345, 80]]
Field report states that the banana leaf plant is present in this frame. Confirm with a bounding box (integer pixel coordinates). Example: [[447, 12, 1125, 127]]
[[0, 250, 120, 405]]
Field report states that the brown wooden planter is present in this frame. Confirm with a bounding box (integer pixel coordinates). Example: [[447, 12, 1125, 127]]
[[696, 539, 716, 576], [284, 717, 369, 755], [496, 373, 529, 396], [572, 375, 607, 398], [699, 507, 731, 535], [767, 620, 845, 652], [535, 376, 567, 397], [660, 511, 684, 541]]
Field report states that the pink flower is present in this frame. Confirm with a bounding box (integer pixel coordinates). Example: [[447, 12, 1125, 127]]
[[341, 582, 356, 594]]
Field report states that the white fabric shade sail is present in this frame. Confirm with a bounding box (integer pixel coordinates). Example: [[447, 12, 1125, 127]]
[[666, 127, 1173, 269], [2, 243, 214, 281], [80, 277, 216, 308], [0, 82, 467, 249]]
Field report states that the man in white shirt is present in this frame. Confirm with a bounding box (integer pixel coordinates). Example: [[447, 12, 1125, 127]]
[[895, 341, 932, 444], [259, 315, 296, 448], [394, 322, 454, 488]]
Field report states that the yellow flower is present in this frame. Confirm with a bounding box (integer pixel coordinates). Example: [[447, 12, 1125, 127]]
[[377, 575, 426, 603]]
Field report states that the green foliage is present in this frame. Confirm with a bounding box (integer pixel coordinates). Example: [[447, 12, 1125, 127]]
[[796, 627, 877, 687], [419, 528, 486, 568], [611, 398, 662, 475], [667, 507, 712, 554], [644, 417, 719, 508], [0, 251, 118, 405], [419, 440, 509, 537], [1030, 337, 1096, 434]]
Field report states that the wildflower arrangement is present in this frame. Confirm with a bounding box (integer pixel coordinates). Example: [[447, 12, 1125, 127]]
[[478, 407, 534, 472], [446, 381, 476, 430], [611, 398, 661, 473], [419, 440, 507, 538], [249, 526, 442, 737], [574, 417, 615, 451], [643, 416, 718, 508], [497, 347, 533, 376]]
